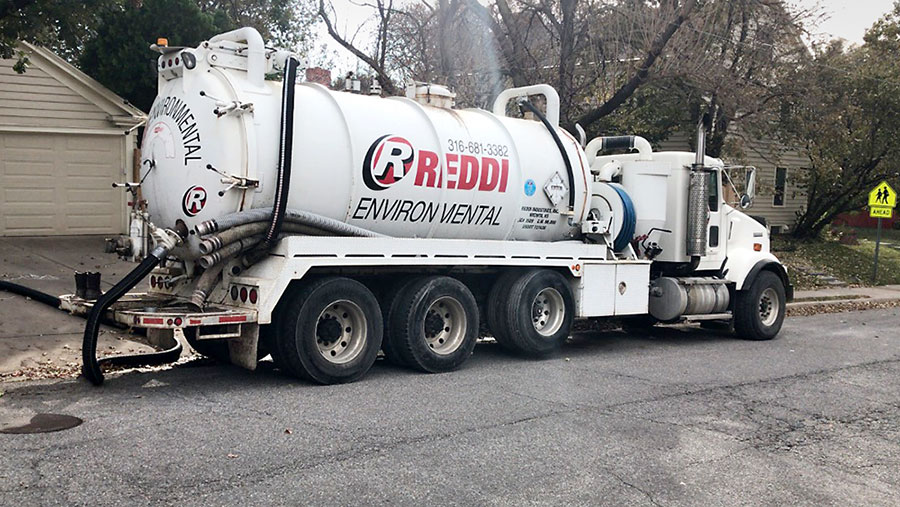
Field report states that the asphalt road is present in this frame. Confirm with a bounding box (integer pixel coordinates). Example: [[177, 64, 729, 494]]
[[1, 309, 899, 506]]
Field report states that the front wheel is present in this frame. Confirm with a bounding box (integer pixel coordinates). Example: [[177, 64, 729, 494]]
[[733, 271, 786, 341]]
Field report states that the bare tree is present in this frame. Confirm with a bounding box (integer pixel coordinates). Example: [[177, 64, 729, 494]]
[[318, 0, 399, 94]]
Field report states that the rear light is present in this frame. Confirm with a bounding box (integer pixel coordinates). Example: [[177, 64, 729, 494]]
[[174, 317, 182, 326], [174, 57, 179, 65], [150, 276, 157, 288], [168, 58, 173, 67], [249, 288, 258, 304], [230, 286, 238, 300], [240, 287, 248, 303]]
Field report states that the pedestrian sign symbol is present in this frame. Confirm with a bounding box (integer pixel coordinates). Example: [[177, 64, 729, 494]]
[[869, 181, 896, 218], [868, 181, 896, 208]]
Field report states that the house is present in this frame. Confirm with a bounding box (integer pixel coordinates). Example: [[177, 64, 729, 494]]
[[658, 128, 807, 234], [0, 43, 145, 237]]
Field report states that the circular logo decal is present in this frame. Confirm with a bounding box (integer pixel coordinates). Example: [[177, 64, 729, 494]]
[[524, 179, 536, 196], [182, 186, 207, 217], [363, 135, 415, 191]]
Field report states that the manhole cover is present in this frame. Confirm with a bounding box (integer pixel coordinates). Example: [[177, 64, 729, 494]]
[[0, 414, 83, 434]]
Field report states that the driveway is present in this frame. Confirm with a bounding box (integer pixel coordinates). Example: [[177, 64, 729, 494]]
[[0, 236, 152, 377]]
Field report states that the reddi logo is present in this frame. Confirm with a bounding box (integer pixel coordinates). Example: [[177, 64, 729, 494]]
[[362, 135, 510, 193]]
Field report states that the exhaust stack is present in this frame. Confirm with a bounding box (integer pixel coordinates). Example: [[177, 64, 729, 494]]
[[686, 120, 709, 258]]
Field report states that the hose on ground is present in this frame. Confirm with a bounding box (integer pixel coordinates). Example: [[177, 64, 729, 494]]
[[1, 281, 123, 329], [0, 280, 62, 307], [82, 244, 179, 386]]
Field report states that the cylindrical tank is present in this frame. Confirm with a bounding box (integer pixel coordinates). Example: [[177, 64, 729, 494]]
[[648, 277, 730, 322], [140, 34, 590, 258]]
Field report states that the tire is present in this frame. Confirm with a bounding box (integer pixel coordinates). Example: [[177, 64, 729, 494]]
[[486, 270, 519, 349], [184, 328, 230, 362], [389, 276, 479, 373], [380, 277, 416, 366], [499, 269, 574, 356], [734, 271, 785, 341], [277, 277, 382, 384]]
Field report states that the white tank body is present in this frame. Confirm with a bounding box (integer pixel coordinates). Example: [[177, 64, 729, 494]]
[[140, 37, 590, 258]]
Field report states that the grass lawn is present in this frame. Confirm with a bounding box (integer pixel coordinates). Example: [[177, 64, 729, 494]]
[[773, 227, 900, 290]]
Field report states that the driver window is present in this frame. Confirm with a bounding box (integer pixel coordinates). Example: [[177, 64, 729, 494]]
[[707, 171, 719, 212]]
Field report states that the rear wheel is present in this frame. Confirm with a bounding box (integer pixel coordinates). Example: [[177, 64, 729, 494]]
[[486, 270, 519, 349], [277, 277, 382, 384], [734, 271, 785, 341], [498, 269, 574, 356], [183, 328, 229, 361], [388, 276, 478, 373], [380, 277, 416, 366]]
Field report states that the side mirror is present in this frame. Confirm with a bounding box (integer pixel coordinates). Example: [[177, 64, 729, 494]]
[[739, 194, 752, 209], [745, 167, 757, 201]]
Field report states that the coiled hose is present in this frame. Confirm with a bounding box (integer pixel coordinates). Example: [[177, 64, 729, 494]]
[[82, 244, 181, 386], [610, 183, 637, 252]]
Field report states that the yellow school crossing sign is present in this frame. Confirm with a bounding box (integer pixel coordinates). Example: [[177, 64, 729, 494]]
[[869, 181, 896, 218]]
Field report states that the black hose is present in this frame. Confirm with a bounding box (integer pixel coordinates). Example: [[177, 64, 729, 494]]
[[261, 56, 300, 252], [2, 270, 182, 383], [82, 245, 175, 386], [1, 281, 123, 328], [519, 100, 576, 213], [0, 280, 61, 308]]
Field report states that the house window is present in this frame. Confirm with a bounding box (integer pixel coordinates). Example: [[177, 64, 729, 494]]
[[773, 167, 787, 207]]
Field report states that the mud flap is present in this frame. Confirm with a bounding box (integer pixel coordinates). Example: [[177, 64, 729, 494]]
[[228, 324, 260, 371]]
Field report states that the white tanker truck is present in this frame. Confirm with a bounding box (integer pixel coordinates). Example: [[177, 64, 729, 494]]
[[64, 28, 792, 385]]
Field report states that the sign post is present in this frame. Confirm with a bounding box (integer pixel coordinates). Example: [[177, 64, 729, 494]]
[[868, 181, 897, 282]]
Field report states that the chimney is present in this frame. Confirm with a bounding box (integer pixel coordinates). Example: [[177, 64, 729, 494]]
[[305, 67, 332, 87]]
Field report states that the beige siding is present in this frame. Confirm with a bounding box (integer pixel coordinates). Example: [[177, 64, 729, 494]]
[[0, 133, 126, 235], [0, 57, 112, 130], [657, 128, 807, 230], [723, 131, 807, 230]]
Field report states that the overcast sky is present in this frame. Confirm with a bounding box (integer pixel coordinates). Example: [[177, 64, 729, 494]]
[[793, 0, 896, 44], [317, 0, 898, 71]]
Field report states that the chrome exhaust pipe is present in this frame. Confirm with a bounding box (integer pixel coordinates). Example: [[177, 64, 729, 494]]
[[686, 119, 710, 258]]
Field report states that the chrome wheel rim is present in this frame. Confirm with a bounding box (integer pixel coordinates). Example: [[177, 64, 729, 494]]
[[316, 300, 366, 364], [423, 296, 466, 355], [758, 288, 780, 327], [532, 288, 565, 336]]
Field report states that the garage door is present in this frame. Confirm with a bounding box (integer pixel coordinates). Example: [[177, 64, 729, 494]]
[[0, 133, 125, 236]]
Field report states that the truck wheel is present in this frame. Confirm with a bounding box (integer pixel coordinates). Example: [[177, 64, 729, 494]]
[[501, 269, 574, 356], [486, 270, 519, 349], [278, 277, 382, 384], [380, 277, 416, 367], [734, 271, 785, 341], [184, 328, 230, 361], [389, 276, 479, 373]]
